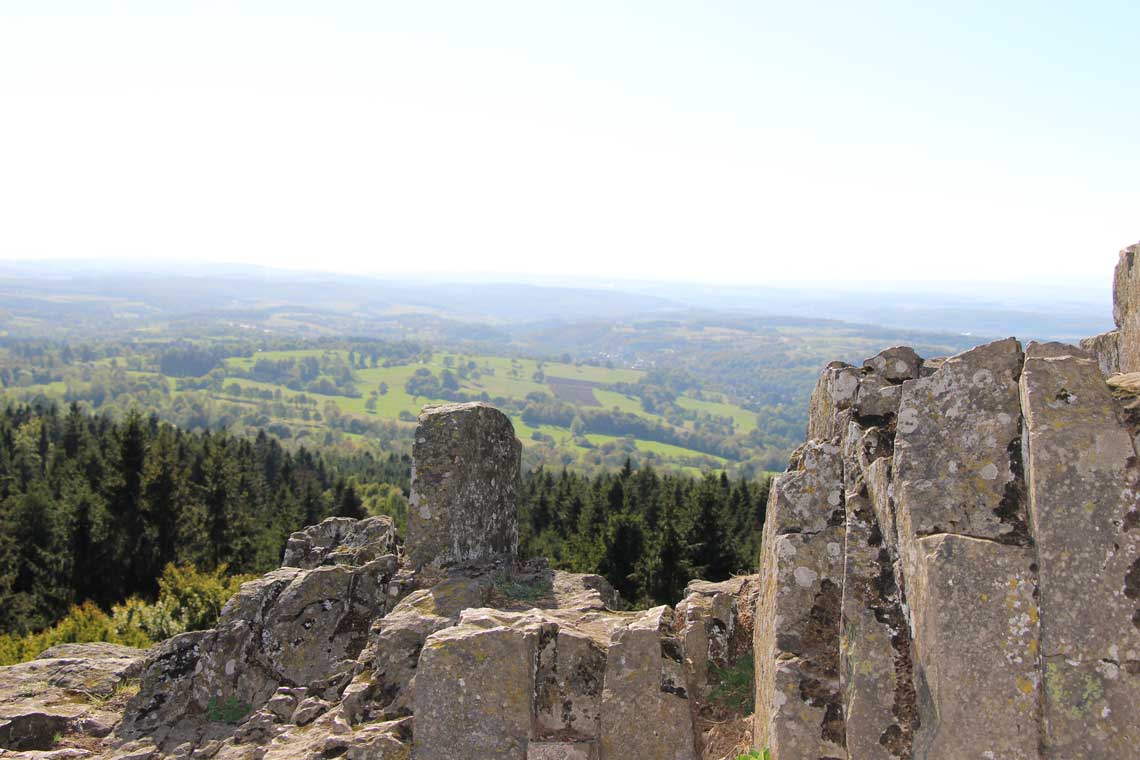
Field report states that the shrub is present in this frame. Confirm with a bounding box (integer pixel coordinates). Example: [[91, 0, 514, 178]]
[[709, 652, 755, 713], [207, 695, 251, 724], [0, 601, 151, 666], [492, 571, 553, 601], [0, 563, 252, 666]]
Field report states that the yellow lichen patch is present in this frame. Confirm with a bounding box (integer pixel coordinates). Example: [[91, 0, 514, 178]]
[[1016, 676, 1035, 696]]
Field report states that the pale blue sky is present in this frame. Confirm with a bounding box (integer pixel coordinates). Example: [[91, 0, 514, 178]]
[[1, 1, 1136, 283]]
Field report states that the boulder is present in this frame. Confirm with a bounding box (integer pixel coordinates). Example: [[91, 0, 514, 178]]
[[118, 520, 399, 750], [407, 402, 522, 569], [282, 515, 397, 568], [862, 346, 922, 383]]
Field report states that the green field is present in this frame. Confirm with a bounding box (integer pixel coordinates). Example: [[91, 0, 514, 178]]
[[6, 346, 767, 474]]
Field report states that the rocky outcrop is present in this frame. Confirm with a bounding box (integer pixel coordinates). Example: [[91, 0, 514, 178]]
[[755, 282, 1140, 759], [1082, 241, 1140, 374], [5, 400, 753, 760], [0, 644, 145, 754]]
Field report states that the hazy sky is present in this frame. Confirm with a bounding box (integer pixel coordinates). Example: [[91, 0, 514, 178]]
[[1, 1, 1136, 284]]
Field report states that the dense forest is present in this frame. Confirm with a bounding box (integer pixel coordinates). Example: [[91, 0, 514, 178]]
[[0, 402, 770, 657], [518, 463, 768, 606], [0, 402, 410, 637]]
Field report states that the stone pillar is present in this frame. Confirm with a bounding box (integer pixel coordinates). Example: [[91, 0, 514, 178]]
[[1020, 342, 1140, 757], [1081, 241, 1140, 375], [408, 402, 522, 569], [892, 338, 1041, 759]]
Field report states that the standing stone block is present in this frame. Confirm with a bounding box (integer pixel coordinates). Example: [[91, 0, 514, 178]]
[[754, 528, 846, 759], [408, 402, 522, 569], [1020, 344, 1140, 757], [599, 607, 696, 760], [808, 363, 861, 441], [415, 617, 544, 759], [840, 489, 916, 759], [892, 338, 1041, 758], [1112, 242, 1140, 374], [753, 442, 846, 758], [906, 535, 1040, 759]]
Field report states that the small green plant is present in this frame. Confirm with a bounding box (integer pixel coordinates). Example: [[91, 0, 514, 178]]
[[735, 749, 771, 760], [492, 571, 553, 601], [709, 652, 755, 713], [207, 695, 251, 724]]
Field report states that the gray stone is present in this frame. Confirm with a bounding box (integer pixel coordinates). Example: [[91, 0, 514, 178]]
[[414, 611, 545, 759], [281, 516, 397, 569], [906, 534, 1040, 759], [1112, 242, 1140, 373], [893, 337, 1027, 547], [765, 441, 844, 535], [752, 526, 846, 759], [1020, 345, 1140, 756], [853, 373, 903, 419], [863, 346, 922, 383], [367, 574, 492, 721], [1081, 329, 1122, 375], [599, 607, 696, 760], [807, 363, 860, 441], [0, 643, 145, 751], [839, 488, 915, 759], [527, 741, 598, 760], [289, 697, 329, 727], [408, 402, 522, 569]]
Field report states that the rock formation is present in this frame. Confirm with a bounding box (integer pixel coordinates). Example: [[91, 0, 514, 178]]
[[408, 402, 522, 570], [3, 246, 1140, 759], [1083, 241, 1140, 375], [752, 242, 1140, 758]]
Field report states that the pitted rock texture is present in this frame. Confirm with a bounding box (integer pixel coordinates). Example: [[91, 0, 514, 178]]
[[282, 515, 397, 569], [408, 402, 522, 569], [754, 310, 1140, 758], [0, 644, 144, 753]]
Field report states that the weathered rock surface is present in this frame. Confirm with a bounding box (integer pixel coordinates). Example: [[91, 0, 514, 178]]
[[282, 515, 397, 569], [750, 251, 1140, 760], [1082, 241, 1140, 375], [408, 402, 522, 569], [24, 404, 750, 760], [117, 517, 401, 753], [0, 644, 144, 752], [752, 441, 845, 758], [1020, 343, 1140, 756]]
